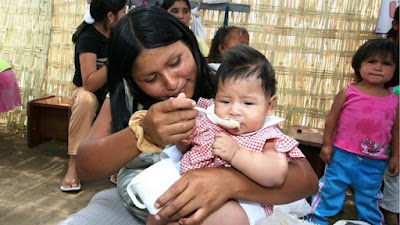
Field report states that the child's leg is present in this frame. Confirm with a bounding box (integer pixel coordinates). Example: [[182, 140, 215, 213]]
[[308, 147, 351, 225], [381, 208, 400, 225], [380, 168, 399, 225], [352, 156, 386, 225]]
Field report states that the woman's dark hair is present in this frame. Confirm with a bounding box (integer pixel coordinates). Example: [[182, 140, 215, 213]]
[[72, 0, 127, 43], [161, 0, 190, 10], [108, 6, 213, 132], [216, 45, 276, 97], [387, 6, 399, 40], [351, 39, 398, 85], [208, 26, 249, 63]]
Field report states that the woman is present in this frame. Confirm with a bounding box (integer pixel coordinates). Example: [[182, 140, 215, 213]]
[[65, 6, 317, 224], [161, 0, 210, 57], [60, 0, 126, 192]]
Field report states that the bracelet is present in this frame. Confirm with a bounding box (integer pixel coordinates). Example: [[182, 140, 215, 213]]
[[128, 110, 164, 153]]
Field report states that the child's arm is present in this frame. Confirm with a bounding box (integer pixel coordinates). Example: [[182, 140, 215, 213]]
[[388, 103, 399, 177], [320, 87, 348, 164], [212, 132, 288, 187]]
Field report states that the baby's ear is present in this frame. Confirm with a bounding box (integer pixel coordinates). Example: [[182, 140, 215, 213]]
[[267, 95, 277, 116]]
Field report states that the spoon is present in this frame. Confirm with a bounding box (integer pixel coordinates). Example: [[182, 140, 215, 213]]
[[193, 106, 240, 129]]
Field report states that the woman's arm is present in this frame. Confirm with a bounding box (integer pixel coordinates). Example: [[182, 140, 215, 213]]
[[76, 99, 141, 180], [156, 158, 318, 225], [76, 97, 199, 181], [79, 52, 107, 92]]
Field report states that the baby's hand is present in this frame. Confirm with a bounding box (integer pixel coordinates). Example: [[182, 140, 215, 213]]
[[212, 132, 240, 162]]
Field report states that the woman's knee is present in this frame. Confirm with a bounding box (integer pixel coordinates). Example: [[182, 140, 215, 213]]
[[73, 88, 99, 112]]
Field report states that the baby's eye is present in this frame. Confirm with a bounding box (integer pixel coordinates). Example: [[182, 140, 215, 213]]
[[366, 59, 377, 64], [244, 101, 253, 105], [218, 99, 230, 104]]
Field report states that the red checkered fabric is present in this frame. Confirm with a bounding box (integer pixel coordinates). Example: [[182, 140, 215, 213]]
[[180, 98, 305, 215]]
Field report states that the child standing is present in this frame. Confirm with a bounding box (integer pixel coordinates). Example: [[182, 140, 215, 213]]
[[152, 45, 305, 225], [208, 26, 249, 63], [308, 39, 399, 225]]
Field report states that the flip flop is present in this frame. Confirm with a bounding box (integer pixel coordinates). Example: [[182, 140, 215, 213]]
[[60, 178, 81, 192], [109, 174, 117, 185]]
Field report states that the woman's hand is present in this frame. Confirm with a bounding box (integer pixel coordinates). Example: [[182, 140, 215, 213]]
[[155, 167, 235, 225], [155, 158, 317, 225], [141, 93, 198, 147]]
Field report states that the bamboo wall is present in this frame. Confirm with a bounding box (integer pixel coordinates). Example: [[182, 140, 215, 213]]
[[0, 0, 383, 129]]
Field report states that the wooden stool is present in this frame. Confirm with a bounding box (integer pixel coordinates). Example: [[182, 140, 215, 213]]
[[287, 125, 324, 178], [27, 96, 73, 148]]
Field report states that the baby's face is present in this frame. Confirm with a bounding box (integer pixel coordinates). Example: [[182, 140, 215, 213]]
[[214, 76, 275, 135]]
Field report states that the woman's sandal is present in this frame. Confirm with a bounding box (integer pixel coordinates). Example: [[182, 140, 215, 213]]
[[60, 178, 81, 192], [109, 174, 117, 185]]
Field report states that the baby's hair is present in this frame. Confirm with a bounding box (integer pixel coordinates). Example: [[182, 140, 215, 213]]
[[216, 45, 276, 97], [352, 39, 398, 83]]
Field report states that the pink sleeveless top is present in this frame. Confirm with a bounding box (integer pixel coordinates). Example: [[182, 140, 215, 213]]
[[333, 82, 398, 160]]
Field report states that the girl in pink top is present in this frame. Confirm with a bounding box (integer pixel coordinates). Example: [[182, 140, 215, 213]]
[[308, 39, 399, 225]]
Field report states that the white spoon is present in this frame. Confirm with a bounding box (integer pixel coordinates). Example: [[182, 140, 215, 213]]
[[193, 106, 240, 129]]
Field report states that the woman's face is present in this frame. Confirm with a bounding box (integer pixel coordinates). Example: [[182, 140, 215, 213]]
[[167, 1, 191, 26], [110, 7, 127, 28], [132, 41, 197, 100]]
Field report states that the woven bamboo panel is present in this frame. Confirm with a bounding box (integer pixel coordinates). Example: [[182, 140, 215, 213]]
[[0, 0, 52, 128], [0, 0, 384, 130], [200, 0, 381, 129], [42, 1, 88, 98]]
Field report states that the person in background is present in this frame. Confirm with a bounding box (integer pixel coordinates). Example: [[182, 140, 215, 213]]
[[385, 6, 399, 89], [387, 6, 399, 43], [308, 39, 399, 225], [208, 26, 249, 63], [60, 0, 127, 192], [380, 85, 400, 225], [0, 58, 22, 113], [58, 6, 318, 225], [379, 7, 400, 225], [161, 0, 209, 56]]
